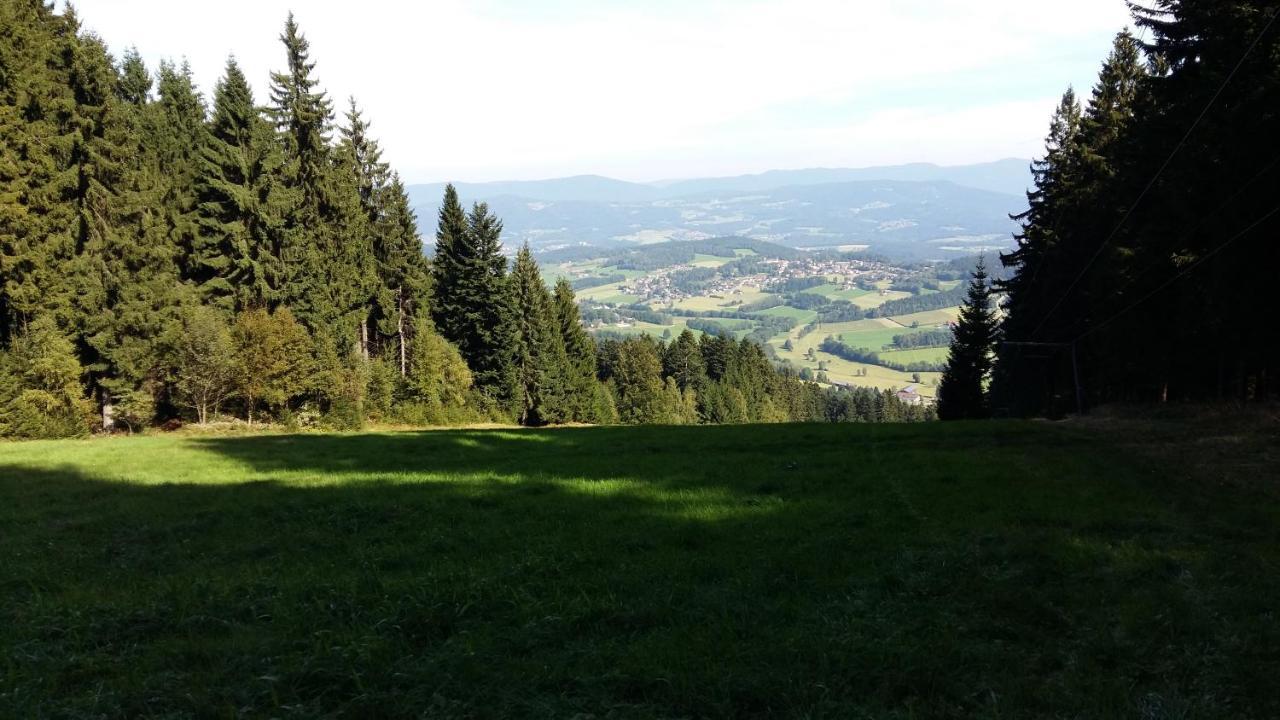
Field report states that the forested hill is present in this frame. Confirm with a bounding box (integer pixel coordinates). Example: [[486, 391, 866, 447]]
[[409, 177, 1022, 260], [538, 236, 806, 266]]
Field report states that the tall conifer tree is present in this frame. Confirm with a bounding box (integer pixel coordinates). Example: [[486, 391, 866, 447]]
[[938, 259, 998, 420]]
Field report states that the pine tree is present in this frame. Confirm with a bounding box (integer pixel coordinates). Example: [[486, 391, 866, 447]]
[[0, 1, 84, 339], [552, 278, 602, 422], [268, 13, 373, 350], [510, 244, 569, 425], [992, 90, 1083, 415], [430, 184, 469, 345], [938, 259, 997, 420], [433, 200, 517, 412], [663, 328, 706, 392], [372, 174, 431, 375], [193, 56, 288, 310], [612, 335, 666, 424], [116, 47, 151, 105], [339, 100, 427, 363]]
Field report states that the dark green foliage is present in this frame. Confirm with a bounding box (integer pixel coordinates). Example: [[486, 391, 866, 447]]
[[610, 335, 667, 423], [552, 278, 602, 423], [997, 8, 1280, 411], [510, 245, 568, 425], [432, 199, 517, 410], [938, 260, 998, 420], [193, 57, 288, 311]]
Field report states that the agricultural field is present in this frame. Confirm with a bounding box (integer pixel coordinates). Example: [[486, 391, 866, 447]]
[[889, 307, 962, 327], [574, 281, 643, 305], [807, 283, 872, 302], [880, 346, 950, 365], [670, 289, 775, 313], [850, 289, 913, 309], [4, 421, 1278, 717]]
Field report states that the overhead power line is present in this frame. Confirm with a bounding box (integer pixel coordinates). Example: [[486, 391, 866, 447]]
[[1030, 7, 1280, 338]]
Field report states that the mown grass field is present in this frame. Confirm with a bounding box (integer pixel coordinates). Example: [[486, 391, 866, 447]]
[[3, 421, 1278, 718]]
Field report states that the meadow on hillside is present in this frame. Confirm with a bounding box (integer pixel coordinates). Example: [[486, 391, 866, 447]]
[[4, 421, 1278, 718]]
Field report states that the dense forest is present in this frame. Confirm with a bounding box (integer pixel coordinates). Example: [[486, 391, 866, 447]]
[[0, 2, 928, 437], [987, 0, 1280, 415]]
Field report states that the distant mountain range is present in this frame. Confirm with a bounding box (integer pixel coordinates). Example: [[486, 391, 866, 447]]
[[406, 159, 1031, 260]]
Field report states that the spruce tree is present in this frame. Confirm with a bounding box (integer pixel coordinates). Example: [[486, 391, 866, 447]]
[[0, 1, 83, 339], [194, 56, 288, 310], [430, 184, 469, 345], [510, 245, 568, 425], [552, 278, 602, 422], [372, 174, 431, 375], [432, 200, 517, 412], [663, 328, 706, 392], [992, 90, 1083, 414], [938, 259, 997, 420]]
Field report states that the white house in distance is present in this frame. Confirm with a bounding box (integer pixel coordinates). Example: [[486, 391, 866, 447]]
[[895, 385, 923, 406]]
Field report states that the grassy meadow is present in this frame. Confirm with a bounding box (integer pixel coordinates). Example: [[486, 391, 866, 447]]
[[3, 421, 1279, 718]]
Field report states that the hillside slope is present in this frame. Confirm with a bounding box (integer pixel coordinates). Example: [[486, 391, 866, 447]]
[[3, 421, 1277, 717]]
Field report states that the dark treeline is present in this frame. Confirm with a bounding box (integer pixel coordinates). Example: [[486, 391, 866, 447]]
[[0, 4, 926, 437], [893, 329, 953, 349], [819, 338, 947, 374], [993, 1, 1280, 413], [596, 331, 933, 424]]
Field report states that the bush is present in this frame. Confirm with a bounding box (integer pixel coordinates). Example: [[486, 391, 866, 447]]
[[0, 316, 93, 439]]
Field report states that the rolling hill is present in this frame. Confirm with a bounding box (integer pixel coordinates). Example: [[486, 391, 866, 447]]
[[407, 160, 1028, 260]]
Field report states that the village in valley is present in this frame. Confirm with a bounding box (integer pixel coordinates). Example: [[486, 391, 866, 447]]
[[546, 239, 971, 404]]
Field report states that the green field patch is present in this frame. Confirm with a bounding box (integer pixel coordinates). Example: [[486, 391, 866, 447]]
[[672, 289, 775, 313], [806, 283, 872, 302], [689, 253, 737, 267], [890, 307, 961, 327], [755, 305, 818, 323], [837, 327, 915, 352], [851, 290, 913, 309], [880, 347, 950, 365]]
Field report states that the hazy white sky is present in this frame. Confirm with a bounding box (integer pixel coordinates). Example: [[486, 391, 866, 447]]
[[67, 0, 1134, 183]]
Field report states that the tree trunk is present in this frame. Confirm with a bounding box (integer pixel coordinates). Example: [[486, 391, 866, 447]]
[[100, 387, 115, 433], [397, 287, 407, 377], [360, 316, 370, 361]]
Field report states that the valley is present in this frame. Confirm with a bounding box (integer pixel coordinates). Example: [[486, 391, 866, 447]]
[[543, 237, 978, 400]]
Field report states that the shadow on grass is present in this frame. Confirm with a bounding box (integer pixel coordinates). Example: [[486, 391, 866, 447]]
[[2, 422, 1279, 718]]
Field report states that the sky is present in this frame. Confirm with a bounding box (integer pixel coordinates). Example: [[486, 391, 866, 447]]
[[66, 0, 1135, 184]]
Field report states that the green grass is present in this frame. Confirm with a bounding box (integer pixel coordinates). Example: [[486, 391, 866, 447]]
[[808, 284, 872, 302], [880, 347, 950, 365], [837, 326, 916, 352], [889, 307, 961, 327], [754, 305, 818, 323], [3, 422, 1279, 718]]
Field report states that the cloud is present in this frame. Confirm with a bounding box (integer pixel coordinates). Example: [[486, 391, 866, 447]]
[[67, 0, 1133, 182]]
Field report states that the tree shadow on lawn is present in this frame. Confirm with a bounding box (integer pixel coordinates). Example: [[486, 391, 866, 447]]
[[2, 423, 1279, 718]]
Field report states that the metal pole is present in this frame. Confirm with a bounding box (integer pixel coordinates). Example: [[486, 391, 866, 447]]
[[1070, 340, 1085, 415]]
